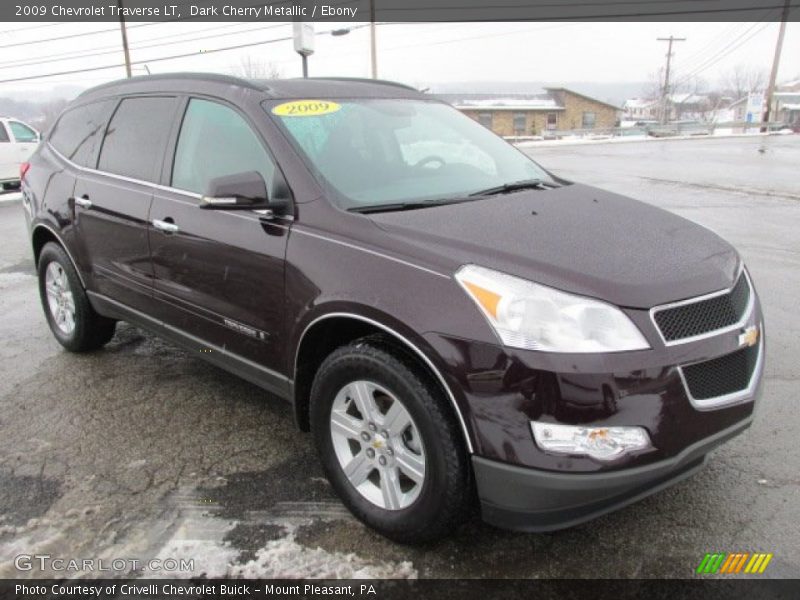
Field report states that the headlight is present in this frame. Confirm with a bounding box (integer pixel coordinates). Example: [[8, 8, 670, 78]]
[[532, 421, 651, 461], [455, 265, 649, 353]]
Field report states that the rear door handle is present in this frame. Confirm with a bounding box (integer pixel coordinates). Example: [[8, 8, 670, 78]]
[[73, 195, 92, 209], [152, 218, 179, 234]]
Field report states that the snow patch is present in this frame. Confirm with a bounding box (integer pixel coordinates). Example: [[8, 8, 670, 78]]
[[230, 529, 417, 579]]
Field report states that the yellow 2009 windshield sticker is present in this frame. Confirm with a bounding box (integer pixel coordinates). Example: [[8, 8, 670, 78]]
[[272, 100, 341, 117]]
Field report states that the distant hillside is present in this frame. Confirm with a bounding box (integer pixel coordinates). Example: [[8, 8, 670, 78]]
[[416, 81, 648, 108]]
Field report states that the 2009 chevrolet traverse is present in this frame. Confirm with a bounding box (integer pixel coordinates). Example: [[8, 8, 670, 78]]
[[22, 74, 764, 543]]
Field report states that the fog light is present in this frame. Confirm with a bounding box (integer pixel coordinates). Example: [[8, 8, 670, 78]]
[[531, 421, 651, 461]]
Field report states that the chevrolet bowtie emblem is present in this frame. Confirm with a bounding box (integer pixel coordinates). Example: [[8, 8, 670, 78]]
[[739, 326, 759, 348]]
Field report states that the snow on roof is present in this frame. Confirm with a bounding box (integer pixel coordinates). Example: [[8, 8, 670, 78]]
[[623, 98, 658, 109], [454, 96, 562, 110], [668, 93, 708, 104]]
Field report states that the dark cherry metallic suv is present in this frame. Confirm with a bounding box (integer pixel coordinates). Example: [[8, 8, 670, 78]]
[[22, 74, 764, 543]]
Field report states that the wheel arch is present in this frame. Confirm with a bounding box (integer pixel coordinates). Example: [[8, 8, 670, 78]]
[[31, 223, 86, 288], [292, 311, 474, 454]]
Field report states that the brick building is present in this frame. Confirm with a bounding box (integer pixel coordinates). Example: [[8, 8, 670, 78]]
[[443, 87, 620, 136]]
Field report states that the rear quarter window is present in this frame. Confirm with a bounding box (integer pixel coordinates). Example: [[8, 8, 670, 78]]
[[98, 96, 178, 182], [49, 100, 114, 167]]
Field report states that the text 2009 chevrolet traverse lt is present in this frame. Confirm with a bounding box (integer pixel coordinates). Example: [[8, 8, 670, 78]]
[[22, 74, 764, 543]]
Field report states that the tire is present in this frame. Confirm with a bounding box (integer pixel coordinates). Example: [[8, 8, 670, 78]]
[[37, 242, 116, 352], [310, 336, 471, 543]]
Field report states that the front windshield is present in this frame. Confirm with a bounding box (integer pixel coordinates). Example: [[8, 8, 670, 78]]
[[267, 99, 553, 209]]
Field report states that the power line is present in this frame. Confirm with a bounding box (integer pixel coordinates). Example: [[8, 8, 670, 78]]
[[0, 22, 65, 36], [0, 23, 289, 70], [0, 26, 355, 84], [671, 16, 778, 87], [0, 0, 225, 49]]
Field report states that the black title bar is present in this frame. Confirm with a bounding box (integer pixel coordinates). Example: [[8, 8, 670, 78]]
[[5, 0, 800, 22]]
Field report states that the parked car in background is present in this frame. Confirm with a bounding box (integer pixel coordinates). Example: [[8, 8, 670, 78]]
[[0, 117, 40, 190]]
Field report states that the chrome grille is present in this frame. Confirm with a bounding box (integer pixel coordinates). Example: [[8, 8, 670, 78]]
[[653, 273, 750, 343]]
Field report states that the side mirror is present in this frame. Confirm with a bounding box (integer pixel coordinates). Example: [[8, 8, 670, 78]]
[[200, 171, 269, 210]]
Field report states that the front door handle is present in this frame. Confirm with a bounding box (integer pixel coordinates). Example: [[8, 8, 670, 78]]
[[152, 218, 179, 234], [73, 195, 92, 209]]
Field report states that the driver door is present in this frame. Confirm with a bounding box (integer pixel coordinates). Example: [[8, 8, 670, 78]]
[[148, 97, 289, 386]]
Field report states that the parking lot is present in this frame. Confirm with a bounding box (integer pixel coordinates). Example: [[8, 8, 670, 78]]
[[0, 134, 798, 579]]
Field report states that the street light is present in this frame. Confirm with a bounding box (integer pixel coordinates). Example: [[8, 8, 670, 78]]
[[293, 22, 314, 78]]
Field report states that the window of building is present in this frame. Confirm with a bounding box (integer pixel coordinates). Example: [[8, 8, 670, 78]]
[[546, 113, 558, 130], [477, 112, 493, 129], [98, 96, 177, 182], [172, 98, 275, 196], [582, 111, 596, 129], [513, 112, 526, 135], [49, 100, 114, 167]]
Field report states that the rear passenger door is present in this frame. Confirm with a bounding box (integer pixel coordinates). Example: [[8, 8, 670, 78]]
[[148, 97, 289, 382], [73, 96, 180, 313]]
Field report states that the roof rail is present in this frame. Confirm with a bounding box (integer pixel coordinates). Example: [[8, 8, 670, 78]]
[[78, 72, 263, 97], [298, 77, 419, 92]]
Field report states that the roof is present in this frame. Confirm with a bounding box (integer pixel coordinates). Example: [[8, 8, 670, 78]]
[[77, 73, 426, 101], [452, 95, 562, 111], [623, 98, 658, 109], [441, 87, 620, 112], [544, 87, 621, 110], [667, 92, 708, 105]]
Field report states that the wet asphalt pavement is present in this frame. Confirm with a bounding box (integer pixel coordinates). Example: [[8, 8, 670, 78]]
[[0, 134, 798, 579]]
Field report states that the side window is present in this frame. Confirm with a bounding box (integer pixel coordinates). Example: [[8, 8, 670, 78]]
[[49, 101, 113, 167], [9, 121, 38, 143], [98, 96, 177, 182], [172, 98, 275, 195], [0, 123, 9, 143]]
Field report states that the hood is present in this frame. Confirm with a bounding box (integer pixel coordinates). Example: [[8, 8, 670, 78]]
[[368, 184, 740, 309]]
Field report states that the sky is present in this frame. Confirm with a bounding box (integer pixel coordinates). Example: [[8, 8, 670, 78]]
[[0, 20, 798, 99]]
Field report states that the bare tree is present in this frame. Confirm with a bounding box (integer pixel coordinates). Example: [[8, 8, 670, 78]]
[[230, 56, 282, 80], [722, 65, 768, 100]]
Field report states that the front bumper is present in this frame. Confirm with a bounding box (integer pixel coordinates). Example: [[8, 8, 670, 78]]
[[474, 417, 752, 532]]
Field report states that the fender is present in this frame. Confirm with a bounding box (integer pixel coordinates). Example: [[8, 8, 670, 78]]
[[294, 310, 475, 454]]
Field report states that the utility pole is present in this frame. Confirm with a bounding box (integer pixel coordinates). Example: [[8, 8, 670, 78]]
[[369, 0, 377, 78], [657, 36, 686, 124], [117, 0, 132, 78], [762, 0, 791, 132]]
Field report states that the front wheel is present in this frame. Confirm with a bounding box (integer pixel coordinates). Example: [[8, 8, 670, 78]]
[[37, 242, 116, 352], [310, 337, 471, 543]]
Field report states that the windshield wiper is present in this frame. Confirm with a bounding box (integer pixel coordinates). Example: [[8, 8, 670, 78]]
[[469, 178, 556, 197], [349, 198, 470, 214]]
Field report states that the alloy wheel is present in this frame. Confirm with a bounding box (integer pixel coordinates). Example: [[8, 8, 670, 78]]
[[329, 380, 426, 510], [44, 261, 76, 335]]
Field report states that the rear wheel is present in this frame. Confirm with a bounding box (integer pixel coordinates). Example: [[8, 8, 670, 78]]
[[37, 242, 116, 352], [310, 337, 471, 543]]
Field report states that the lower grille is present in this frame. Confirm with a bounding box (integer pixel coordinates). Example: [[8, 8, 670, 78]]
[[682, 344, 760, 401]]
